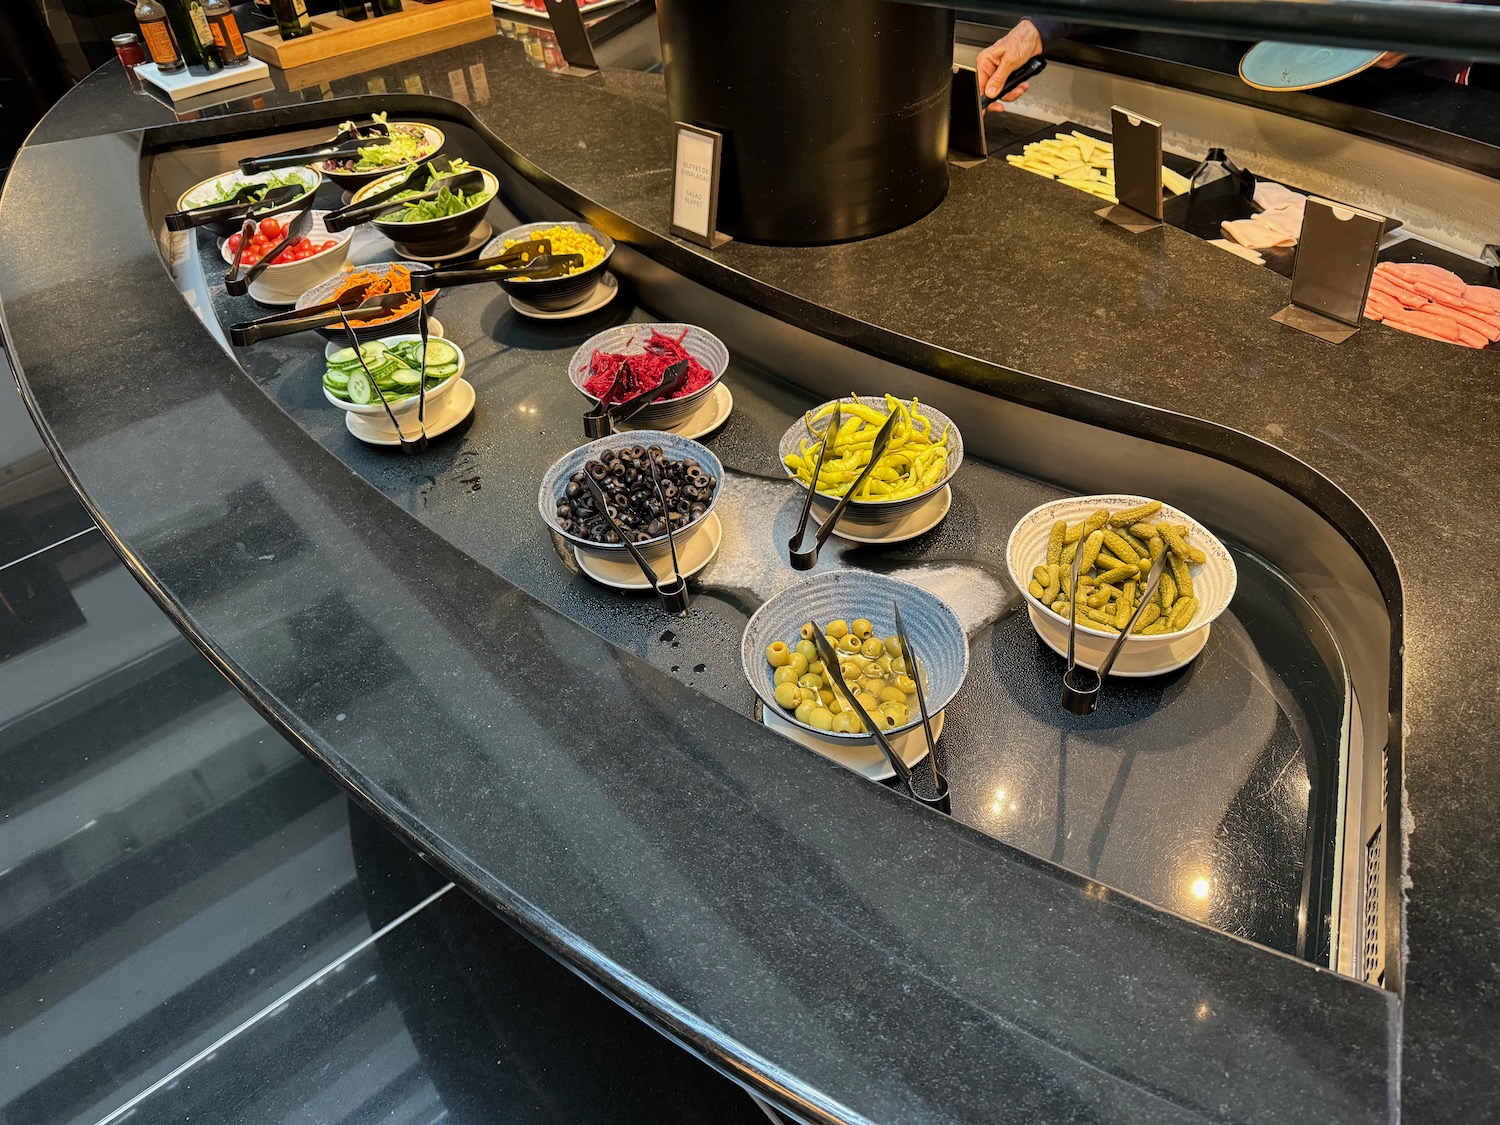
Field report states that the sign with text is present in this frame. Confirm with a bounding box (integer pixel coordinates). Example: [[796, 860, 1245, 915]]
[[671, 123, 730, 249]]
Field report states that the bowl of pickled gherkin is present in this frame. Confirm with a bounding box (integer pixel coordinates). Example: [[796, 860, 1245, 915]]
[[779, 395, 963, 520], [540, 432, 723, 558], [741, 570, 969, 743], [1005, 495, 1238, 675]]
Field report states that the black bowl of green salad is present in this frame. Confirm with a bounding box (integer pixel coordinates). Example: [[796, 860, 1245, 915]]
[[316, 121, 446, 191], [357, 163, 499, 258]]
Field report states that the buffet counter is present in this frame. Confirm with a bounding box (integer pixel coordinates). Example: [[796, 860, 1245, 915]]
[[2, 28, 1493, 1125]]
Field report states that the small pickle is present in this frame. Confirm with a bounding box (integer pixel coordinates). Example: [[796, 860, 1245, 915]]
[[1082, 508, 1110, 536], [1169, 595, 1200, 632], [1097, 564, 1136, 586], [1101, 530, 1140, 565], [1033, 564, 1052, 584], [1041, 564, 1062, 606], [1169, 551, 1194, 601], [1095, 551, 1130, 572], [1114, 579, 1137, 630], [1110, 500, 1162, 527], [1029, 578, 1046, 599], [1080, 529, 1105, 572], [1051, 598, 1071, 615], [1157, 522, 1206, 565], [1046, 520, 1066, 566], [1132, 603, 1162, 633], [1159, 570, 1177, 611]]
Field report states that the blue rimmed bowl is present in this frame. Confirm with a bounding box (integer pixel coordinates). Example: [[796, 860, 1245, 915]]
[[538, 430, 724, 560], [568, 323, 729, 431], [741, 570, 969, 744], [778, 395, 964, 520]]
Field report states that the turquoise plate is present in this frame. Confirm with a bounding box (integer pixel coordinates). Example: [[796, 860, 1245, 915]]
[[1239, 41, 1385, 91]]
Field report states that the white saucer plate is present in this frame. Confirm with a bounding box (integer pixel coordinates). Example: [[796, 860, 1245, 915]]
[[619, 383, 733, 441], [811, 483, 953, 545], [345, 378, 476, 446], [1027, 604, 1211, 676], [573, 511, 723, 590], [393, 221, 494, 263], [761, 704, 940, 781], [509, 271, 620, 320]]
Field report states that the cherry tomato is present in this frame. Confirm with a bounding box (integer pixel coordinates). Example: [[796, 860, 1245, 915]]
[[258, 217, 282, 239], [242, 252, 260, 265], [226, 232, 242, 253]]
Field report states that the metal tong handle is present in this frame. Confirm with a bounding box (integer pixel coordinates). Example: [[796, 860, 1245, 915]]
[[981, 55, 1047, 109], [610, 359, 690, 428], [226, 204, 315, 297], [892, 601, 949, 812], [583, 472, 680, 610], [1062, 552, 1166, 715], [787, 404, 841, 569], [323, 157, 461, 231], [647, 458, 689, 614], [414, 288, 431, 453], [229, 291, 411, 347], [409, 244, 564, 292], [811, 628, 921, 798], [333, 169, 485, 228], [338, 308, 415, 454], [164, 185, 261, 231], [789, 407, 899, 571], [238, 123, 390, 174]]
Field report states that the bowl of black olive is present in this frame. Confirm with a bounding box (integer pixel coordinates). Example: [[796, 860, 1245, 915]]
[[538, 431, 724, 557]]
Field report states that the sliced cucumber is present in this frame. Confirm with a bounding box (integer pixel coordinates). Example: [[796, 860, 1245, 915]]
[[425, 363, 458, 379], [390, 368, 422, 388], [346, 369, 374, 405], [328, 346, 358, 366], [423, 340, 458, 366], [323, 368, 352, 388]]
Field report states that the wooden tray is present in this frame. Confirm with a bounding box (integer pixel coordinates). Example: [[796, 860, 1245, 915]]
[[245, 0, 494, 70]]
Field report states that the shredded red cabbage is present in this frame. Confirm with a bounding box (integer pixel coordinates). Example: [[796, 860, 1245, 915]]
[[582, 328, 714, 403]]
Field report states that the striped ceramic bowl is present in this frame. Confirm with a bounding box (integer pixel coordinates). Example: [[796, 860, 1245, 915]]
[[568, 323, 729, 431]]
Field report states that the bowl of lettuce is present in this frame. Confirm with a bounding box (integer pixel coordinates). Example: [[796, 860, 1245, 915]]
[[355, 162, 499, 257], [175, 166, 321, 237], [316, 119, 445, 190]]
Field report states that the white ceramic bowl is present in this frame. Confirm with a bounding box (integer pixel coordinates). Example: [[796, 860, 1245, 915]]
[[220, 210, 353, 305], [567, 323, 729, 430], [778, 395, 964, 520], [175, 166, 321, 236], [322, 334, 465, 416], [1005, 494, 1237, 674], [316, 123, 445, 190]]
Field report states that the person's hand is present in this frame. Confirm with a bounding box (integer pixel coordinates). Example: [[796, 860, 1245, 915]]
[[976, 20, 1044, 111], [1373, 51, 1408, 69]]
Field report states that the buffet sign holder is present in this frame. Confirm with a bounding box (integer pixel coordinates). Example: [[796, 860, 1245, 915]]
[[1097, 105, 1165, 234], [671, 124, 733, 250], [539, 0, 599, 72], [1272, 198, 1385, 344], [242, 0, 494, 71]]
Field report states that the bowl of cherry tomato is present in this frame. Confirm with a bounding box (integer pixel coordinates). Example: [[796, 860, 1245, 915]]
[[219, 211, 352, 305]]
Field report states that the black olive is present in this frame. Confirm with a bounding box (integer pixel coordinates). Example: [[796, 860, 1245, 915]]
[[600, 449, 617, 464], [647, 518, 665, 536], [570, 471, 587, 485], [634, 530, 651, 543], [690, 503, 707, 518], [587, 461, 607, 480]]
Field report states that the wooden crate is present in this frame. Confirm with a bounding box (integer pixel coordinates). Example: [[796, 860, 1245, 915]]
[[245, 0, 494, 70]]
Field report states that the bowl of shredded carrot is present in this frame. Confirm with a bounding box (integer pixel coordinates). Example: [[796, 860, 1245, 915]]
[[294, 260, 437, 342], [567, 323, 729, 430]]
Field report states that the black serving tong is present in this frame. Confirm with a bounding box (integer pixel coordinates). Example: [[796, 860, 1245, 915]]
[[981, 55, 1047, 110], [324, 167, 485, 230], [238, 121, 391, 175], [323, 157, 464, 231], [811, 626, 946, 811], [647, 456, 689, 614], [892, 601, 950, 812], [787, 407, 898, 571], [165, 182, 263, 232], [226, 204, 315, 296], [581, 471, 688, 614], [412, 286, 432, 454], [338, 307, 418, 455], [407, 243, 572, 293], [1061, 551, 1166, 715], [582, 358, 625, 439], [583, 359, 689, 440], [228, 290, 412, 346]]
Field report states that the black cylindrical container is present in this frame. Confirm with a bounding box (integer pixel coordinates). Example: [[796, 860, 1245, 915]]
[[657, 0, 954, 245]]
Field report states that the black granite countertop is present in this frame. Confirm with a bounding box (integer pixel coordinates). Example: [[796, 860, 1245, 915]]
[[2, 30, 1495, 1124]]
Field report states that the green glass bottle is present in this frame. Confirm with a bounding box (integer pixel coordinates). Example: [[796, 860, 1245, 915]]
[[337, 0, 368, 19], [164, 0, 222, 70], [269, 0, 313, 39]]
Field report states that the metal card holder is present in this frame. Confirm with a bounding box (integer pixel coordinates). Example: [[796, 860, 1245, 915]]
[[1097, 106, 1164, 233], [1272, 197, 1385, 344], [671, 123, 733, 250], [539, 0, 598, 72], [948, 65, 987, 166]]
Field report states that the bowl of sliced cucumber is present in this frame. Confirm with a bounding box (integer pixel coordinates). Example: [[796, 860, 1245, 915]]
[[322, 335, 465, 415]]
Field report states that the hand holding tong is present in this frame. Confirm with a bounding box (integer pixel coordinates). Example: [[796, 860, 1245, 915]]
[[228, 290, 413, 346], [323, 157, 463, 230], [787, 407, 899, 570], [226, 204, 315, 296], [583, 359, 689, 439], [323, 168, 485, 229], [811, 627, 947, 811], [238, 121, 391, 174], [1061, 550, 1166, 715], [582, 470, 689, 614], [981, 55, 1047, 110]]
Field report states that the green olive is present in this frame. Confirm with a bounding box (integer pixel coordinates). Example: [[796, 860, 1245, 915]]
[[818, 690, 834, 706], [808, 707, 835, 731], [851, 618, 874, 640], [826, 619, 849, 640], [891, 656, 908, 676], [838, 635, 863, 654], [877, 701, 909, 727], [774, 682, 801, 709], [884, 636, 903, 658], [788, 652, 809, 676], [856, 690, 880, 712], [840, 661, 862, 681], [766, 641, 792, 668], [773, 666, 799, 686], [798, 673, 824, 692], [832, 711, 858, 734], [794, 639, 817, 662], [878, 685, 908, 705], [861, 637, 884, 660], [895, 674, 917, 694], [799, 622, 817, 641], [808, 660, 825, 677], [794, 699, 817, 724]]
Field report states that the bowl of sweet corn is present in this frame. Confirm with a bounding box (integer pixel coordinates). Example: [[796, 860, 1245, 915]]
[[778, 395, 964, 520], [482, 221, 615, 311], [1005, 494, 1237, 676]]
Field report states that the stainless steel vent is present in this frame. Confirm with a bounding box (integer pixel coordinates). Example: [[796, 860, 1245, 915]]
[[1362, 825, 1384, 984]]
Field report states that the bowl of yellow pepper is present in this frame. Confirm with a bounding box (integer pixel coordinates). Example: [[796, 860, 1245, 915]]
[[779, 395, 963, 520]]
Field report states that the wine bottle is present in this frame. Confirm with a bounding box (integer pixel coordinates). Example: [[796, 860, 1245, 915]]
[[204, 0, 249, 65], [134, 0, 185, 72], [337, 0, 368, 18], [163, 0, 221, 70], [269, 0, 313, 39]]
